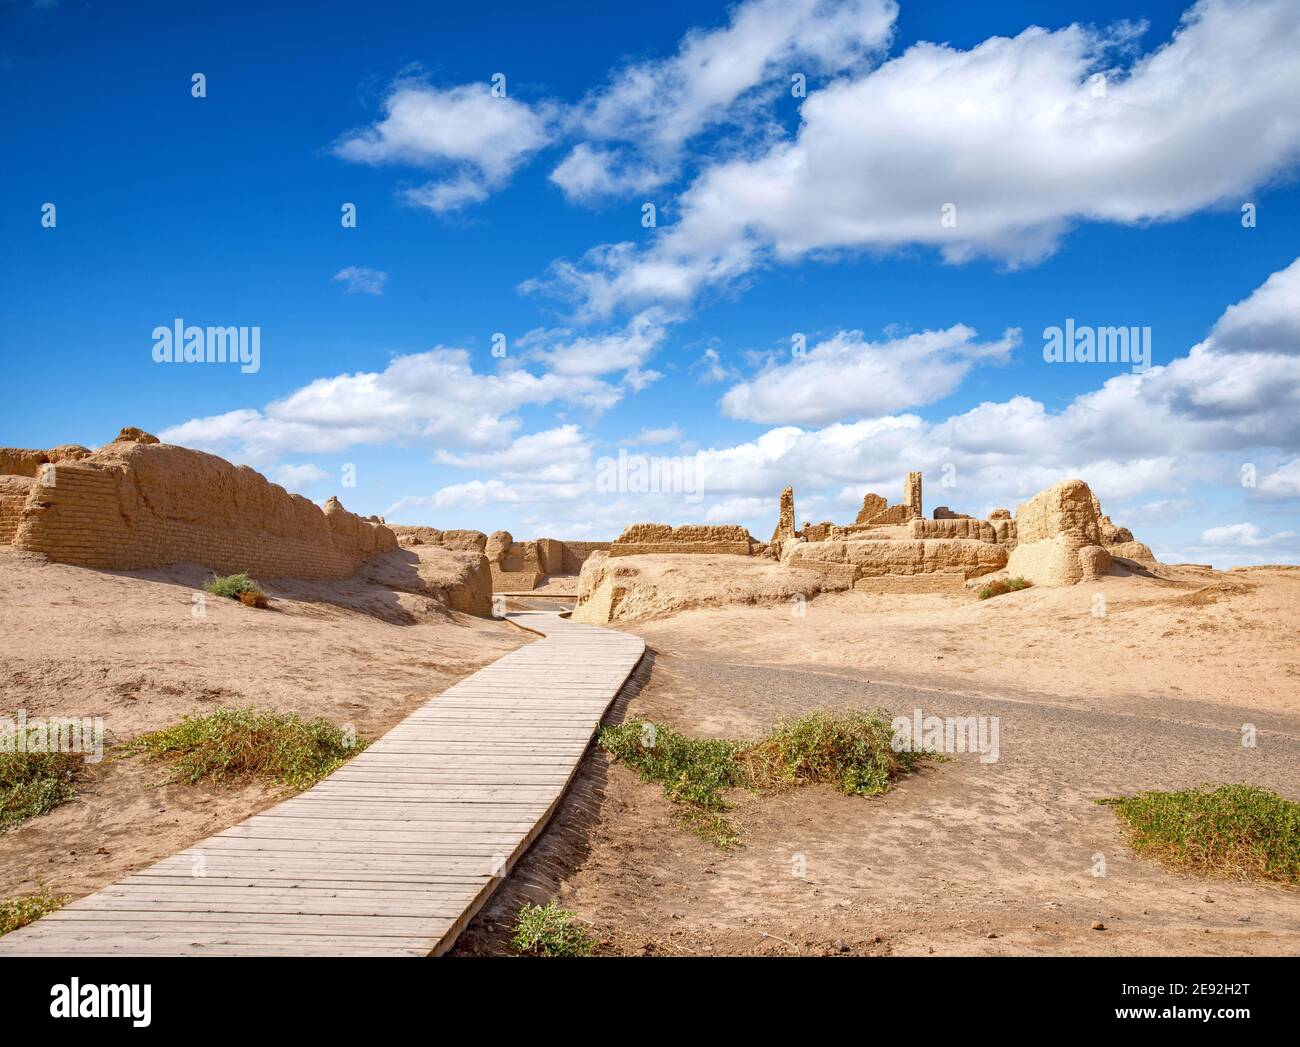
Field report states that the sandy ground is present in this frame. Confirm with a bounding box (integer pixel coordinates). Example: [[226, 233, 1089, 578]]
[[635, 563, 1300, 715], [0, 547, 526, 900], [455, 568, 1300, 956]]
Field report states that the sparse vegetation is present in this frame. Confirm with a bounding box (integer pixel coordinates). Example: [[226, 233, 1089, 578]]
[[1099, 784, 1300, 886], [118, 708, 367, 790], [0, 741, 84, 830], [510, 901, 595, 957], [204, 572, 267, 606], [740, 709, 931, 797], [599, 720, 745, 845], [0, 885, 69, 936], [599, 709, 934, 847], [978, 576, 1032, 599]]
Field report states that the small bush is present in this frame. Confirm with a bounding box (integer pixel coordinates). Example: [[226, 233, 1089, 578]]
[[600, 710, 933, 847], [1099, 784, 1300, 885], [598, 720, 744, 845], [118, 708, 366, 790], [0, 742, 84, 830], [0, 886, 68, 936], [978, 576, 1030, 599], [740, 709, 929, 797], [238, 589, 269, 609], [204, 573, 262, 600], [510, 901, 595, 957]]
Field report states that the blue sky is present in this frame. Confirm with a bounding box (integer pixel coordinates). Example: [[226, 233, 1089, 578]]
[[3, 0, 1299, 565]]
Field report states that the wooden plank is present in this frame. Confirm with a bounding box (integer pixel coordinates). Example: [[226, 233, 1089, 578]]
[[0, 611, 643, 957]]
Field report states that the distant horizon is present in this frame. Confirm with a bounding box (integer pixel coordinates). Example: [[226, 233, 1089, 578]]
[[4, 0, 1299, 569]]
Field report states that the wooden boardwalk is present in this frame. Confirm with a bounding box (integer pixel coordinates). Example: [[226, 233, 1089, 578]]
[[0, 611, 644, 956]]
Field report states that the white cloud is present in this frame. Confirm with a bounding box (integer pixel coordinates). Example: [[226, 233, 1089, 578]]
[[721, 324, 1020, 424], [334, 81, 553, 213], [333, 266, 389, 295], [631, 425, 683, 446], [521, 308, 673, 379], [1257, 458, 1300, 500], [542, 0, 1300, 314], [1200, 522, 1296, 547], [436, 425, 593, 484], [693, 346, 732, 384], [159, 349, 622, 467], [269, 463, 329, 492], [551, 0, 897, 202]]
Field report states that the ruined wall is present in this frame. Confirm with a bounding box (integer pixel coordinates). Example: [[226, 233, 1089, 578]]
[[910, 517, 996, 542], [1005, 479, 1110, 586], [559, 541, 610, 574], [390, 526, 488, 552], [769, 486, 796, 555], [609, 523, 757, 557], [0, 475, 33, 544], [8, 433, 397, 579], [787, 538, 1007, 580], [391, 526, 609, 590], [904, 471, 923, 518]]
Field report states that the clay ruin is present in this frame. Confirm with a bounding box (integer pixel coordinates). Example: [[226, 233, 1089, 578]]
[[391, 526, 609, 592], [774, 471, 1153, 591], [0, 428, 1156, 623], [0, 428, 396, 579]]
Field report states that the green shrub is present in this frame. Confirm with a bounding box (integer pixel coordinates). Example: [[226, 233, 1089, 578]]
[[0, 742, 83, 829], [118, 708, 366, 790], [599, 709, 933, 847], [203, 573, 262, 600], [0, 886, 68, 936], [978, 576, 1030, 599], [1099, 784, 1300, 885], [510, 901, 595, 957], [740, 709, 929, 797]]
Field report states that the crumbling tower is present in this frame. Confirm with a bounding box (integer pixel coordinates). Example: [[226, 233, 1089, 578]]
[[904, 471, 922, 520]]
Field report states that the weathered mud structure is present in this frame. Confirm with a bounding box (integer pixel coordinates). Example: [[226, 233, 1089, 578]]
[[594, 470, 1153, 598], [0, 428, 396, 578], [782, 472, 1154, 590], [390, 526, 609, 592]]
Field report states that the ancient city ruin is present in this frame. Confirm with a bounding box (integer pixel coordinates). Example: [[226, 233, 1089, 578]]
[[0, 431, 1157, 614]]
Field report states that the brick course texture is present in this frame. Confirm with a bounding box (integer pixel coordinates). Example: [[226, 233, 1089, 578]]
[[3, 437, 395, 580]]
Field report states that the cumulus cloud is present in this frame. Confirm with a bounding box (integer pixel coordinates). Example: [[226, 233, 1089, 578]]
[[333, 266, 388, 295], [520, 308, 674, 380], [551, 0, 897, 202], [539, 0, 1300, 314], [436, 425, 593, 484], [334, 81, 553, 213], [159, 349, 622, 467], [631, 425, 683, 446], [721, 324, 1020, 424], [268, 463, 329, 492], [1200, 522, 1296, 547], [1256, 458, 1300, 500]]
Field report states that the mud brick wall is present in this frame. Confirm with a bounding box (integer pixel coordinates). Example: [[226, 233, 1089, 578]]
[[10, 440, 396, 579], [609, 523, 755, 557], [559, 541, 610, 573], [910, 517, 998, 542], [0, 475, 33, 544]]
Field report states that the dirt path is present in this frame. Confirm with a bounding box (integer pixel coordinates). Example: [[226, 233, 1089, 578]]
[[455, 643, 1300, 956]]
